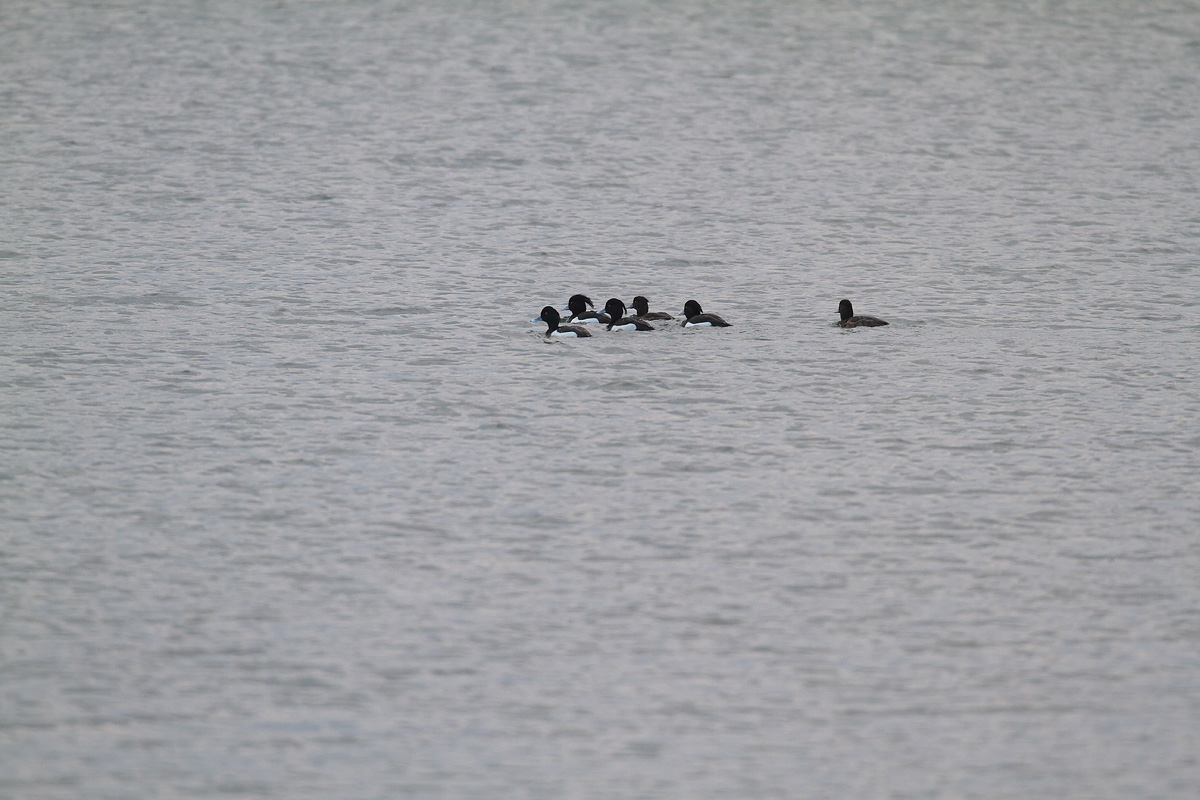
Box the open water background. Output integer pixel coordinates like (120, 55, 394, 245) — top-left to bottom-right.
(3, 1, 1200, 797)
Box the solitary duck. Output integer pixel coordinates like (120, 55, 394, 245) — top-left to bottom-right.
(837, 299, 888, 328)
(603, 298, 656, 331)
(564, 294, 612, 325)
(629, 295, 675, 321)
(680, 300, 731, 327)
(540, 306, 592, 338)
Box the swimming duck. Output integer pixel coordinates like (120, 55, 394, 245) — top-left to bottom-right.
(680, 300, 731, 327)
(629, 295, 675, 321)
(564, 294, 612, 325)
(540, 306, 592, 338)
(837, 299, 888, 328)
(603, 298, 656, 331)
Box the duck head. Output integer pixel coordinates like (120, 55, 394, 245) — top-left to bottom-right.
(540, 306, 562, 332)
(566, 295, 594, 316)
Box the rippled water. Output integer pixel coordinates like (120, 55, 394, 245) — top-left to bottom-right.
(4, 1, 1200, 797)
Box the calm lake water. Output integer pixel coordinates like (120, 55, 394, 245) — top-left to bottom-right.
(3, 1, 1200, 797)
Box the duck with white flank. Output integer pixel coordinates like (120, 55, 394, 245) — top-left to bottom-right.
(629, 295, 675, 321)
(837, 299, 888, 328)
(603, 298, 656, 331)
(540, 306, 592, 338)
(564, 294, 612, 325)
(680, 300, 731, 327)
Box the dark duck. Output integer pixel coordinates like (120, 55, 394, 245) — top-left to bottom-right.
(629, 295, 675, 321)
(603, 298, 656, 331)
(837, 299, 888, 328)
(564, 294, 611, 325)
(680, 300, 731, 327)
(540, 306, 592, 338)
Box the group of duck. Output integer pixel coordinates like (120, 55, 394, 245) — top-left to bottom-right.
(537, 294, 887, 338)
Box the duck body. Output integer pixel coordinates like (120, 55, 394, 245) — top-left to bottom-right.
(629, 295, 675, 321)
(564, 294, 612, 325)
(540, 306, 592, 338)
(603, 298, 656, 331)
(680, 299, 731, 328)
(837, 299, 888, 328)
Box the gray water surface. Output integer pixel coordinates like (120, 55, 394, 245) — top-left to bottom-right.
(3, 1, 1200, 798)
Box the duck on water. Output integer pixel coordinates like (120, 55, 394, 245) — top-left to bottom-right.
(629, 296, 674, 321)
(680, 300, 731, 327)
(603, 298, 656, 331)
(837, 299, 888, 328)
(540, 306, 592, 338)
(564, 294, 612, 325)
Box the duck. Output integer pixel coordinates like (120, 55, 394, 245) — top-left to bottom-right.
(603, 298, 656, 331)
(564, 294, 612, 325)
(629, 295, 675, 321)
(837, 299, 888, 328)
(680, 300, 731, 327)
(540, 306, 592, 338)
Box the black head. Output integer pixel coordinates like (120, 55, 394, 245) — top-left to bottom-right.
(540, 305, 562, 332)
(838, 299, 854, 321)
(567, 294, 594, 314)
(630, 295, 650, 316)
(604, 298, 626, 321)
(682, 299, 703, 319)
